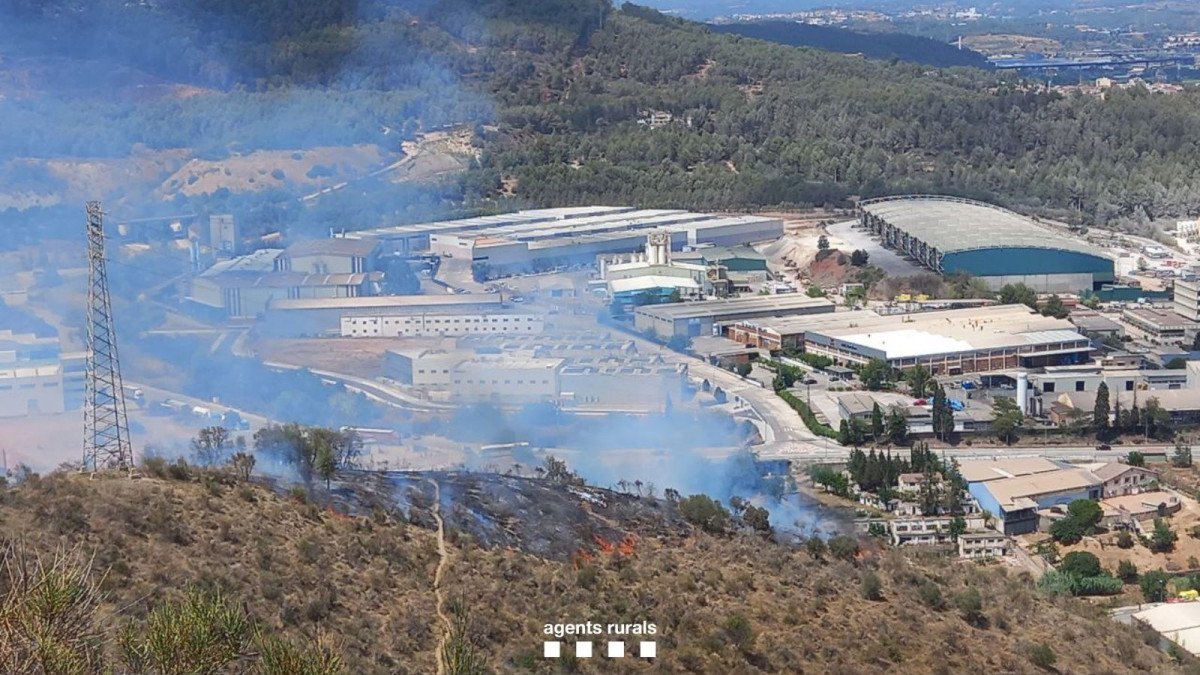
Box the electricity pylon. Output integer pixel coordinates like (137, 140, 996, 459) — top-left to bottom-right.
(83, 201, 133, 471)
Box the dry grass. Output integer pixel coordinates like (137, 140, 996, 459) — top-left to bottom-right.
(0, 471, 440, 674)
(0, 469, 1181, 674)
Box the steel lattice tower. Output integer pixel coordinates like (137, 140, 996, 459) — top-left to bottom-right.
(83, 201, 133, 471)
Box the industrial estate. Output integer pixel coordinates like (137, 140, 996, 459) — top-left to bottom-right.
(12, 190, 1200, 663)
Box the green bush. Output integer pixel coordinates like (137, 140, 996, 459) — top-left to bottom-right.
(827, 535, 859, 561)
(861, 571, 883, 601)
(1071, 575, 1123, 596)
(678, 495, 731, 534)
(918, 581, 945, 610)
(1059, 551, 1102, 578)
(1028, 643, 1056, 670)
(1118, 560, 1139, 583)
(778, 390, 838, 439)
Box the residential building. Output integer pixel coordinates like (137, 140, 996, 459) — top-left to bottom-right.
(1177, 278, 1200, 322)
(1081, 462, 1159, 497)
(957, 531, 1010, 559)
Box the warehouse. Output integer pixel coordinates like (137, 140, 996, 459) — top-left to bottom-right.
(383, 346, 687, 411)
(347, 206, 782, 276)
(1122, 307, 1200, 343)
(859, 196, 1115, 292)
(279, 238, 384, 274)
(344, 206, 629, 254)
(634, 295, 836, 339)
(728, 305, 1091, 374)
(260, 294, 506, 337)
(673, 245, 769, 272)
(341, 312, 543, 338)
(962, 458, 1102, 535)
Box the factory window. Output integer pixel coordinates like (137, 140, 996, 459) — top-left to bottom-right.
(492, 380, 498, 385)
(1075, 381, 1085, 392)
(1043, 382, 1055, 393)
(505, 380, 511, 384)
(1125, 381, 1134, 391)
(454, 380, 461, 384)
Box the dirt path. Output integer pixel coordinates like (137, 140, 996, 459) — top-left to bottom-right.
(428, 478, 451, 675)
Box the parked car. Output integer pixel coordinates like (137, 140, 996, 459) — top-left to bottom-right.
(1096, 443, 1112, 451)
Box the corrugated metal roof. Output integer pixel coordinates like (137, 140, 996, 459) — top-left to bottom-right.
(862, 197, 1106, 256)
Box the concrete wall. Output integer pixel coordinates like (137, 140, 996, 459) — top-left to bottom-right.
(449, 361, 561, 403)
(978, 273, 1097, 293)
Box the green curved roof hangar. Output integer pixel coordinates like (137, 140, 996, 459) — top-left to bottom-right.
(859, 196, 1114, 287)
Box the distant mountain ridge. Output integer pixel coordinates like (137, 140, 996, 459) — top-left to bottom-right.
(711, 20, 992, 69)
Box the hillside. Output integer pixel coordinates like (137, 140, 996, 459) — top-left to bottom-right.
(4, 1, 1200, 243)
(709, 21, 992, 69)
(0, 465, 1180, 673)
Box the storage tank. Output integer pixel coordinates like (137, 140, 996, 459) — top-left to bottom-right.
(1016, 373, 1029, 415)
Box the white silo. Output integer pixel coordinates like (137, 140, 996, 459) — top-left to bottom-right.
(1016, 372, 1029, 415)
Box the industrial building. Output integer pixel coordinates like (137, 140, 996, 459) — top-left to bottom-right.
(459, 333, 638, 359)
(1122, 307, 1200, 343)
(1051, 389, 1200, 426)
(859, 196, 1115, 292)
(187, 248, 384, 320)
(450, 356, 564, 403)
(1133, 604, 1200, 657)
(673, 245, 769, 273)
(963, 458, 1103, 535)
(1176, 278, 1200, 321)
(279, 238, 384, 275)
(0, 331, 85, 417)
(383, 347, 687, 411)
(341, 312, 543, 338)
(344, 206, 783, 276)
(601, 233, 711, 309)
(634, 295, 835, 339)
(1030, 364, 1188, 397)
(259, 294, 508, 337)
(728, 305, 1090, 374)
(209, 214, 238, 257)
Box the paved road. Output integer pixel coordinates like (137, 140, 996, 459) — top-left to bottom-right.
(755, 441, 1175, 464)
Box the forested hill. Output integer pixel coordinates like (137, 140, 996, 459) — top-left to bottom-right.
(709, 21, 992, 70)
(4, 0, 1200, 237)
